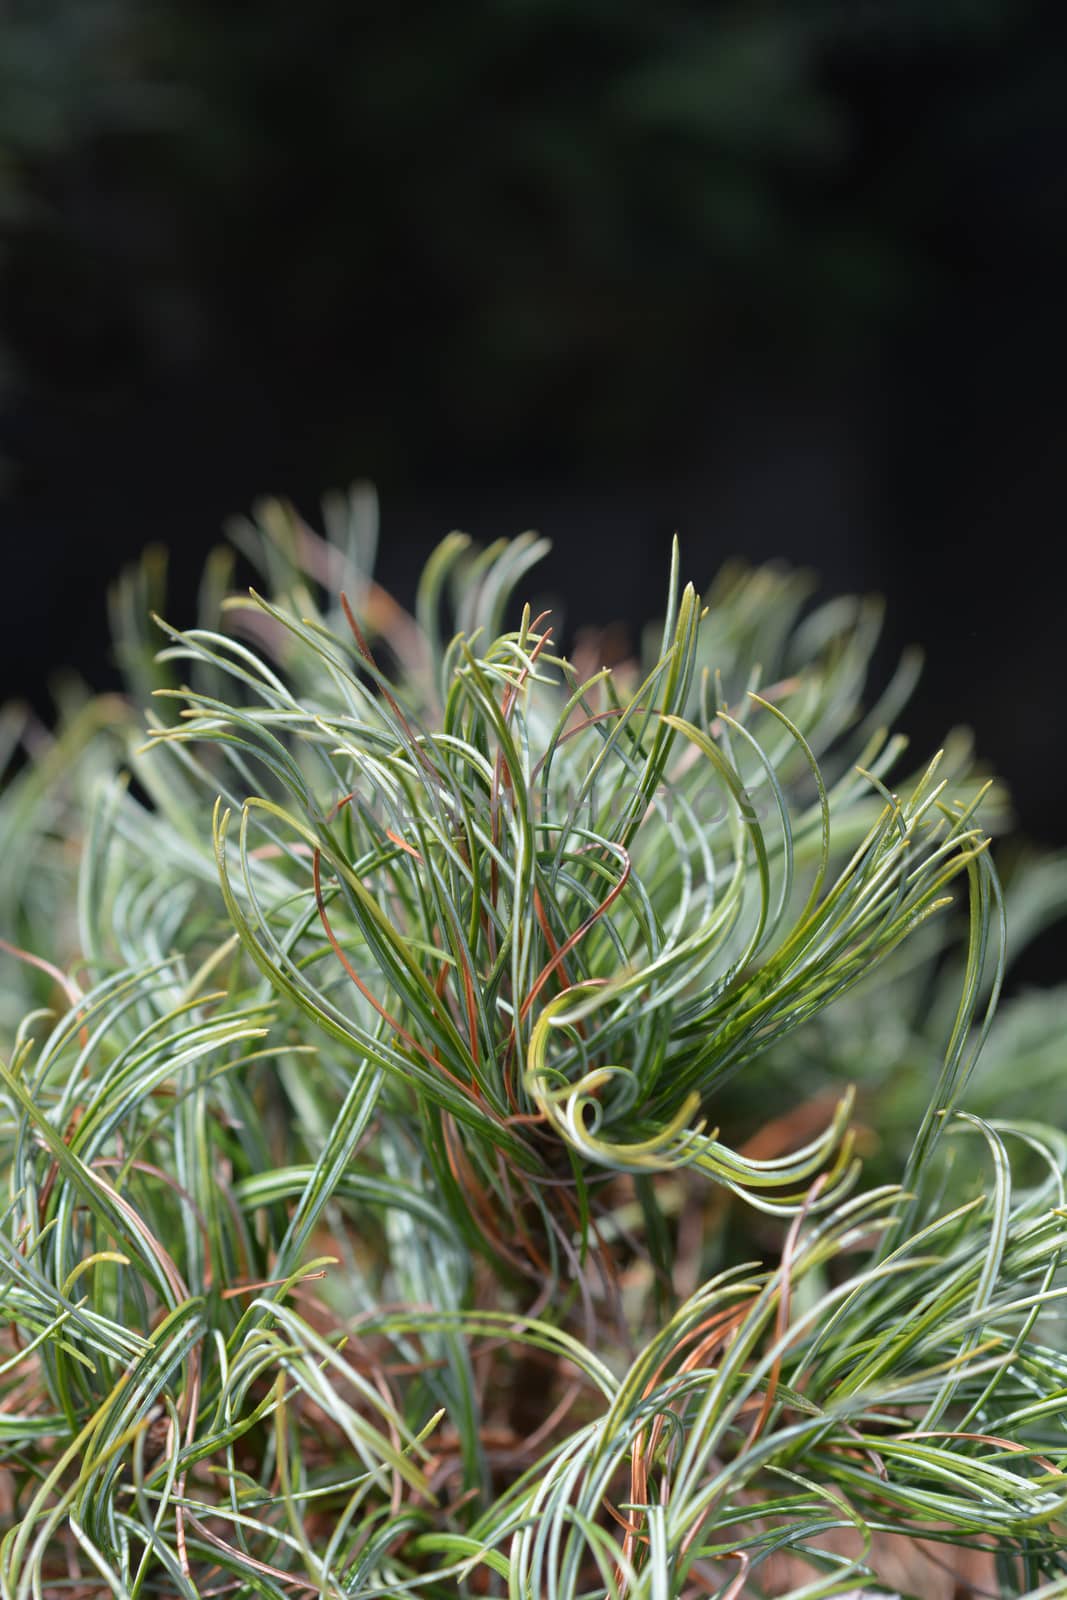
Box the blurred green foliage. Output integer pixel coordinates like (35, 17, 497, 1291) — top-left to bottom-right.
(2, 0, 1056, 461)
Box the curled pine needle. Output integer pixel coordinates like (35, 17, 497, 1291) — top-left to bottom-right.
(0, 488, 1063, 1597)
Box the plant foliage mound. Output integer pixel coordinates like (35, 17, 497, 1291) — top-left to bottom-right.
(2, 489, 1067, 1598)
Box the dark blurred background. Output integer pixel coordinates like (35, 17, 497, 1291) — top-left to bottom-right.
(1, 1, 1065, 873)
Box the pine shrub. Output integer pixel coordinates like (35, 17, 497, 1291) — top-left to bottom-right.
(2, 489, 1067, 1597)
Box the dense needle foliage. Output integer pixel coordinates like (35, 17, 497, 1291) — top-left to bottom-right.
(2, 489, 1067, 1598)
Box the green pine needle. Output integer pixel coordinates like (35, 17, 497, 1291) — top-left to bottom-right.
(0, 489, 1064, 1598)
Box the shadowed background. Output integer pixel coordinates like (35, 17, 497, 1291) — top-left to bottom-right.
(1, 0, 1065, 929)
